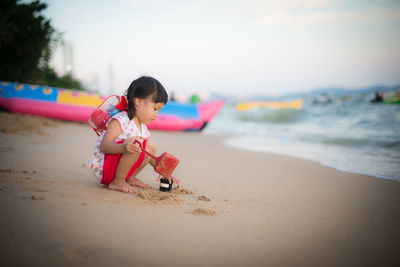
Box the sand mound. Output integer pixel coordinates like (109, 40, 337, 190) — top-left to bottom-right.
(134, 186, 194, 202)
(170, 186, 193, 195)
(0, 112, 64, 135)
(135, 190, 174, 202)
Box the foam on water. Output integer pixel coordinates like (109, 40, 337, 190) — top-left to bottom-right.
(205, 95, 400, 182)
(223, 136, 400, 181)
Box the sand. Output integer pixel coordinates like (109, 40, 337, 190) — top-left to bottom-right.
(0, 112, 399, 267)
(0, 112, 65, 135)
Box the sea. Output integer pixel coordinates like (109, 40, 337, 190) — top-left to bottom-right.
(204, 89, 400, 182)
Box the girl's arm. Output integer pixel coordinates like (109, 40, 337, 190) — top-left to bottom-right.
(99, 119, 141, 154)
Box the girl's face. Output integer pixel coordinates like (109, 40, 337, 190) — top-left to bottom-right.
(134, 97, 164, 124)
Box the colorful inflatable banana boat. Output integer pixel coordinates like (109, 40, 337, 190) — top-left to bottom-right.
(0, 82, 224, 131)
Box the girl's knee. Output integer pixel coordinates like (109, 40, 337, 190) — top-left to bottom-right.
(121, 151, 140, 161)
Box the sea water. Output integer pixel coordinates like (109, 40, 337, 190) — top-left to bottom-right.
(204, 93, 400, 182)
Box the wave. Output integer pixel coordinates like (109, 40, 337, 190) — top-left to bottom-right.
(207, 93, 400, 181)
(321, 137, 400, 148)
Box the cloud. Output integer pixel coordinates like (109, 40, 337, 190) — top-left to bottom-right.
(260, 11, 336, 26)
(260, 6, 400, 27)
(265, 0, 335, 10)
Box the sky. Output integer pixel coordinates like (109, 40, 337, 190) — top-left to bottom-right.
(43, 0, 400, 97)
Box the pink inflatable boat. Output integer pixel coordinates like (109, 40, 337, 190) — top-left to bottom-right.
(0, 82, 224, 131)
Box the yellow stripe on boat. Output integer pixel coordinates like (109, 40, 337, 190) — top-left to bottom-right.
(57, 90, 103, 107)
(236, 98, 303, 111)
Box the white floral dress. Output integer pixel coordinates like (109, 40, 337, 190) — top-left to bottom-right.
(90, 111, 151, 181)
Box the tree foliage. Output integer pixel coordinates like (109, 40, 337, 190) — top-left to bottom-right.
(41, 67, 86, 90)
(0, 0, 85, 90)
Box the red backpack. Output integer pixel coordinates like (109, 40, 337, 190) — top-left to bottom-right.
(88, 95, 128, 136)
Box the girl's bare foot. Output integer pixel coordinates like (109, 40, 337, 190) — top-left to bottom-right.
(108, 180, 135, 193)
(127, 177, 152, 189)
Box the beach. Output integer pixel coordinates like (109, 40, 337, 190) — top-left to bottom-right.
(0, 113, 399, 267)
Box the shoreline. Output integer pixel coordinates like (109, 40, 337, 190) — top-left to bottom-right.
(219, 134, 400, 183)
(1, 113, 400, 266)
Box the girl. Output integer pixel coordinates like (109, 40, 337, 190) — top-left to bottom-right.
(90, 76, 180, 193)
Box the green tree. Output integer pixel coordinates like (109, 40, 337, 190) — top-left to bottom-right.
(0, 0, 86, 90)
(0, 0, 55, 82)
(41, 67, 86, 90)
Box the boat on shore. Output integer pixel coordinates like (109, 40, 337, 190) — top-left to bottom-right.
(0, 82, 223, 131)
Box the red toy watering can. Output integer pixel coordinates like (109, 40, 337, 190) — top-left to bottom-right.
(134, 140, 179, 179)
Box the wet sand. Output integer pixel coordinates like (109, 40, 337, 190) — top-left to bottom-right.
(0, 113, 399, 267)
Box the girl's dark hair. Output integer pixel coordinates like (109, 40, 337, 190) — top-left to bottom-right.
(125, 76, 168, 119)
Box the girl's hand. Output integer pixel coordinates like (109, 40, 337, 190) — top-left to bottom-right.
(156, 174, 181, 184)
(124, 137, 142, 154)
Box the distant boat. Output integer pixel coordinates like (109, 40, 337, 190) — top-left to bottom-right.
(236, 98, 303, 111)
(313, 94, 333, 104)
(383, 94, 400, 104)
(370, 91, 383, 103)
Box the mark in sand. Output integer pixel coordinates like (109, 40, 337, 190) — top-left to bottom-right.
(197, 195, 211, 201)
(35, 189, 48, 192)
(31, 195, 45, 200)
(189, 208, 217, 216)
(0, 168, 15, 173)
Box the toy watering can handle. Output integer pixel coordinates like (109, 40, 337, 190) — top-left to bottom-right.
(133, 139, 157, 160)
